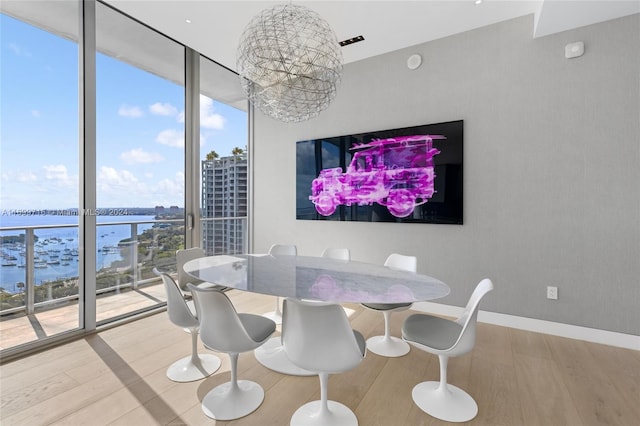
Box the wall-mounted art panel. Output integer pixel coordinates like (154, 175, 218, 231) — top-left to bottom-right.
(296, 120, 463, 224)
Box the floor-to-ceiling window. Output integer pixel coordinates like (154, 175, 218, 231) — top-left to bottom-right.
(0, 0, 248, 357)
(94, 2, 185, 324)
(199, 57, 249, 255)
(0, 1, 81, 349)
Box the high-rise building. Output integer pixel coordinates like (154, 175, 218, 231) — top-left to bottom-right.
(201, 153, 248, 255)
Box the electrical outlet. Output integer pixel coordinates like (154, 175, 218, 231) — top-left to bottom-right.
(546, 286, 558, 300)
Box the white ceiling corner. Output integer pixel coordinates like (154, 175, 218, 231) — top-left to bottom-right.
(104, 0, 639, 72)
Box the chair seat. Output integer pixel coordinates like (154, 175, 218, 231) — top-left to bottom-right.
(238, 313, 277, 343)
(402, 314, 462, 351)
(186, 299, 202, 318)
(362, 302, 412, 311)
(196, 281, 227, 291)
(353, 330, 366, 356)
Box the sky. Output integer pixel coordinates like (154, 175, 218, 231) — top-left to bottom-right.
(0, 13, 248, 211)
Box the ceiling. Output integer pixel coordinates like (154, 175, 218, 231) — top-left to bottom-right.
(104, 0, 640, 72)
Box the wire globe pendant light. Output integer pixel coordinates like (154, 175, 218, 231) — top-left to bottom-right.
(237, 3, 343, 123)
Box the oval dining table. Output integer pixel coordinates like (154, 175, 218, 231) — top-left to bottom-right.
(184, 253, 450, 375)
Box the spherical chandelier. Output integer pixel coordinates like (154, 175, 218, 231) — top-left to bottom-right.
(236, 4, 343, 123)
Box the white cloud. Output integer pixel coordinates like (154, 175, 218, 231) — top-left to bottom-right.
(155, 172, 184, 199)
(120, 148, 164, 165)
(156, 129, 184, 147)
(1, 170, 38, 183)
(149, 102, 178, 116)
(43, 164, 75, 188)
(118, 104, 144, 118)
(2, 167, 77, 208)
(8, 42, 32, 57)
(17, 171, 38, 182)
(96, 167, 184, 206)
(31, 110, 41, 118)
(98, 166, 147, 194)
(176, 96, 226, 130)
(200, 96, 226, 129)
(43, 164, 67, 177)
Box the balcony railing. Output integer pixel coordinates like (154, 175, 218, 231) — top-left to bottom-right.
(0, 217, 247, 317)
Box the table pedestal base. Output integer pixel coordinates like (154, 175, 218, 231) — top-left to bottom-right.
(254, 337, 315, 376)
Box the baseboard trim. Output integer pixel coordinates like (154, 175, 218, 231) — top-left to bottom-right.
(411, 301, 640, 351)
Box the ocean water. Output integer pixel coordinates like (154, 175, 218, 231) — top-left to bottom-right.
(0, 214, 155, 293)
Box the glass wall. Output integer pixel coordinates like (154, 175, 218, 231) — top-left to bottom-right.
(94, 2, 185, 323)
(199, 57, 249, 255)
(0, 0, 249, 356)
(1, 0, 81, 348)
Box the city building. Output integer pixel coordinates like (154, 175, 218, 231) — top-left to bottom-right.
(201, 153, 248, 255)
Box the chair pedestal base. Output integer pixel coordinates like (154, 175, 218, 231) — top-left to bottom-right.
(412, 381, 478, 423)
(291, 400, 358, 426)
(254, 337, 315, 376)
(166, 354, 221, 382)
(366, 335, 410, 357)
(201, 380, 264, 421)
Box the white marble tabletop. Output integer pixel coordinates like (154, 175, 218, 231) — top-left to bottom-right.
(183, 254, 450, 304)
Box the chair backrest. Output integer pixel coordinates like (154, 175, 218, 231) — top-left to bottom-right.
(450, 278, 494, 356)
(176, 247, 205, 290)
(282, 298, 364, 374)
(159, 271, 199, 329)
(188, 284, 267, 353)
(384, 253, 417, 273)
(321, 247, 351, 261)
(269, 244, 297, 256)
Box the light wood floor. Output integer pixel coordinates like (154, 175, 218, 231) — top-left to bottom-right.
(1, 290, 638, 426)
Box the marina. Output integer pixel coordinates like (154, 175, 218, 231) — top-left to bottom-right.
(0, 214, 155, 294)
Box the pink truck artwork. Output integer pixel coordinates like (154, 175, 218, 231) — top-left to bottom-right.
(309, 134, 443, 218)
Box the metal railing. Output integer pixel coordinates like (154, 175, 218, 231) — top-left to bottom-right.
(0, 217, 247, 316)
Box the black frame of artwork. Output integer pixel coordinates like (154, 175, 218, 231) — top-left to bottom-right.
(296, 120, 463, 224)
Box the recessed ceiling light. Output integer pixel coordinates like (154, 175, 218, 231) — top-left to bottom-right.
(185, 19, 192, 24)
(339, 35, 365, 47)
(475, 0, 483, 5)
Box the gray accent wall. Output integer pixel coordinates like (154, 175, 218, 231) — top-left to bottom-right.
(251, 14, 640, 335)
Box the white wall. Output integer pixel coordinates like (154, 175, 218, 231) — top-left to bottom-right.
(251, 14, 640, 335)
